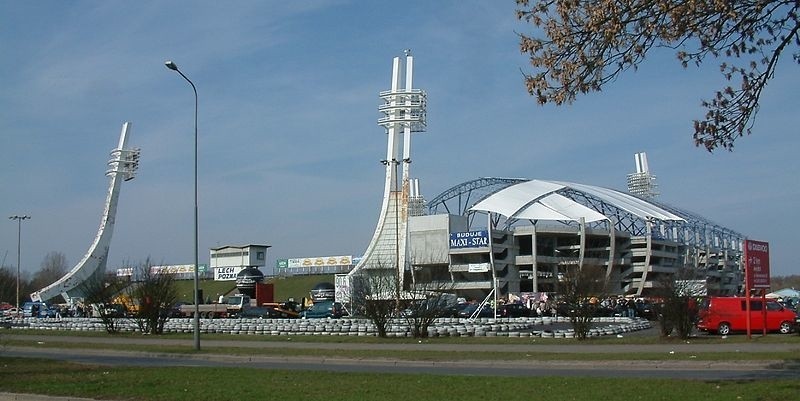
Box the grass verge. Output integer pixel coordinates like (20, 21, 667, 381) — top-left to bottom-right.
(1, 357, 798, 401)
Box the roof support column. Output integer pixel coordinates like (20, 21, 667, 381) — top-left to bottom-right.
(606, 219, 615, 280)
(578, 217, 585, 270)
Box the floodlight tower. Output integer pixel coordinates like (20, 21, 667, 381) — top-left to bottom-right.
(31, 122, 140, 303)
(348, 50, 427, 287)
(626, 152, 659, 199)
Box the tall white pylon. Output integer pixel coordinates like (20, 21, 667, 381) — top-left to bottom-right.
(31, 122, 140, 303)
(348, 50, 427, 287)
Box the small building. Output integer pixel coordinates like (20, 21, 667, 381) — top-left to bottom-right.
(209, 244, 271, 281)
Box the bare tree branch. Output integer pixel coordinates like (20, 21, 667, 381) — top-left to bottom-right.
(517, 0, 799, 152)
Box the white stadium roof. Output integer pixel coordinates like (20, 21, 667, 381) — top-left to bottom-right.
(470, 179, 684, 223)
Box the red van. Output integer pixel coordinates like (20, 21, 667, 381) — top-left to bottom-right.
(696, 297, 797, 335)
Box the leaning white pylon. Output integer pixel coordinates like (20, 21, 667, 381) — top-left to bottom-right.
(31, 122, 140, 303)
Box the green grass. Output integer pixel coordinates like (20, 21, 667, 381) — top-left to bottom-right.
(267, 274, 334, 302)
(174, 280, 236, 303)
(0, 357, 797, 401)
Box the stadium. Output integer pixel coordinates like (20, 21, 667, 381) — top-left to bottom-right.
(404, 176, 745, 300)
(345, 52, 746, 303)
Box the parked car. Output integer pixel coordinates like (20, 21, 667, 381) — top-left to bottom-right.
(22, 301, 49, 318)
(634, 301, 658, 320)
(457, 303, 494, 319)
(402, 296, 460, 318)
(496, 303, 532, 318)
(2, 307, 20, 318)
(239, 306, 284, 319)
(301, 301, 347, 319)
(696, 297, 797, 335)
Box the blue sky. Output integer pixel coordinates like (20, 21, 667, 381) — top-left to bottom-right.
(1, 1, 798, 279)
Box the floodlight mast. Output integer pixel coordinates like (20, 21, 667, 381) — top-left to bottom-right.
(30, 123, 139, 304)
(348, 51, 427, 296)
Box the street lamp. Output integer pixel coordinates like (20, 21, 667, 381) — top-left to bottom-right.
(9, 215, 30, 317)
(164, 60, 200, 351)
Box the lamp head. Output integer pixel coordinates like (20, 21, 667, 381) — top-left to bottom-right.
(165, 61, 179, 71)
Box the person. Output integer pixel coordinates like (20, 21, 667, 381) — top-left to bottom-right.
(218, 294, 225, 304)
(626, 299, 636, 318)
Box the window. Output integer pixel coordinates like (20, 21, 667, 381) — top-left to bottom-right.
(257, 252, 265, 260)
(742, 300, 763, 311)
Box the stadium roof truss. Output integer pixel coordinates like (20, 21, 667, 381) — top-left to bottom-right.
(426, 177, 745, 252)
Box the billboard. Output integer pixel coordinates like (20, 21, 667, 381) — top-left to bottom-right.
(449, 230, 489, 249)
(744, 240, 770, 289)
(116, 264, 208, 277)
(215, 266, 245, 281)
(286, 255, 354, 268)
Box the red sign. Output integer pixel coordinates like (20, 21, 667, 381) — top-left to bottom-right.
(744, 240, 770, 289)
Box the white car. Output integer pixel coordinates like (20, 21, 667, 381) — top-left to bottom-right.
(2, 307, 20, 318)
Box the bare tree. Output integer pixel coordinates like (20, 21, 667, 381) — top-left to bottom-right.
(558, 264, 609, 340)
(0, 267, 16, 306)
(126, 261, 178, 335)
(30, 252, 68, 300)
(654, 268, 704, 339)
(401, 279, 457, 339)
(516, 0, 799, 152)
(350, 270, 397, 338)
(75, 274, 127, 334)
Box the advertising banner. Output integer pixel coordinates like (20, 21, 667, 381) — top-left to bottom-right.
(214, 266, 245, 281)
(449, 230, 489, 249)
(287, 255, 353, 268)
(151, 264, 194, 275)
(335, 274, 351, 303)
(467, 263, 490, 273)
(744, 239, 770, 289)
(117, 264, 208, 277)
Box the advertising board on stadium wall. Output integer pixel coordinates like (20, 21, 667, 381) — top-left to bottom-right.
(116, 264, 208, 277)
(449, 230, 489, 249)
(285, 255, 354, 268)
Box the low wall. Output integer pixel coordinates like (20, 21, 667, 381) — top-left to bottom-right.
(7, 316, 651, 338)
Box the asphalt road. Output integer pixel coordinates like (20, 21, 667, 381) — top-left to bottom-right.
(3, 332, 799, 381)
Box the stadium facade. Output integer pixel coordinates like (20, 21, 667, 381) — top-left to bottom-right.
(413, 177, 745, 299)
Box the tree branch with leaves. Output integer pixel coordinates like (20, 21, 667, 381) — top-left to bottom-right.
(516, 0, 799, 151)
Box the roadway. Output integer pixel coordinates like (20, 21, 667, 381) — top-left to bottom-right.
(3, 332, 799, 381)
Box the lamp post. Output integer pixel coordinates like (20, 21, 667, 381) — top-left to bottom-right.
(9, 215, 30, 317)
(164, 60, 200, 351)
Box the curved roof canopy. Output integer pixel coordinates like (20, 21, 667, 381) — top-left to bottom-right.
(470, 179, 684, 223)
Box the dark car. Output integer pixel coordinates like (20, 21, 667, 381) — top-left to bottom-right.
(403, 297, 460, 318)
(301, 301, 347, 319)
(496, 303, 532, 318)
(794, 312, 800, 333)
(457, 303, 494, 319)
(239, 306, 283, 319)
(635, 301, 658, 320)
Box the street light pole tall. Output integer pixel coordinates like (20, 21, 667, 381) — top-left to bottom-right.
(165, 60, 200, 351)
(9, 215, 30, 317)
